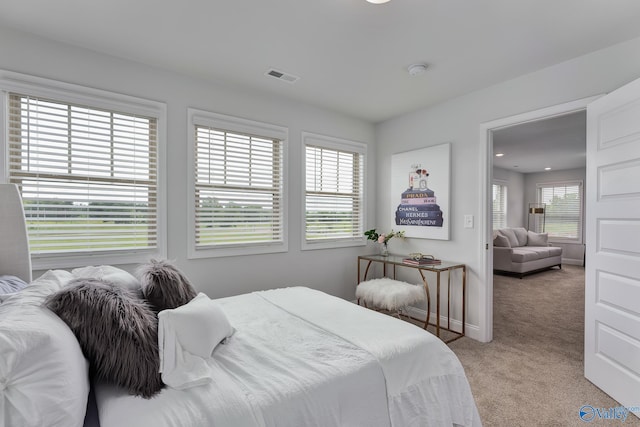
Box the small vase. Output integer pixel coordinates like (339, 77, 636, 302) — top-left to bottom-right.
(380, 242, 389, 256)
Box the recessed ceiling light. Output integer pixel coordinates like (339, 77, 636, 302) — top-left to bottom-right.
(367, 0, 390, 3)
(545, 167, 552, 171)
(495, 153, 504, 157)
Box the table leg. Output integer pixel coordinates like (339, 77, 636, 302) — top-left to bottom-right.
(436, 272, 441, 338)
(447, 270, 451, 331)
(418, 269, 431, 329)
(462, 266, 466, 336)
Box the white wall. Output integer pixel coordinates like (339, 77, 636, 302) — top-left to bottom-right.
(0, 26, 376, 301)
(524, 167, 586, 265)
(493, 167, 525, 228)
(4, 25, 640, 340)
(376, 36, 640, 340)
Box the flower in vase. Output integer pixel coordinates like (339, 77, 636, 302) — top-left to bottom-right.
(364, 229, 405, 244)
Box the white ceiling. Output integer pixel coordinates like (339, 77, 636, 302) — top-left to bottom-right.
(492, 111, 586, 174)
(1, 1, 640, 123)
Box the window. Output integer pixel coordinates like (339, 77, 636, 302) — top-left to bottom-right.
(492, 182, 507, 230)
(537, 181, 583, 241)
(188, 109, 287, 258)
(303, 132, 365, 249)
(2, 74, 165, 269)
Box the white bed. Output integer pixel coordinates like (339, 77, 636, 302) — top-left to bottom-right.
(0, 183, 481, 427)
(95, 287, 480, 427)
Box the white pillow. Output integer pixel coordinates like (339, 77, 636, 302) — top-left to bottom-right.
(1, 269, 73, 307)
(157, 293, 234, 389)
(527, 231, 549, 246)
(72, 265, 140, 291)
(0, 275, 28, 295)
(0, 273, 89, 427)
(159, 293, 233, 359)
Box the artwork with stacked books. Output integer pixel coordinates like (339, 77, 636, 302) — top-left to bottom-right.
(395, 165, 444, 227)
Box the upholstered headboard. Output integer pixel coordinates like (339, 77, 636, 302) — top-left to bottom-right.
(0, 184, 32, 282)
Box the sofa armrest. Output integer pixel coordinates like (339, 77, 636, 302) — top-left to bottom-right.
(493, 246, 513, 271)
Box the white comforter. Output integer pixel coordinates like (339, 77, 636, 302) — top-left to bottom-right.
(95, 287, 481, 427)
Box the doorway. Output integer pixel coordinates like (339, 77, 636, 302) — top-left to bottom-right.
(478, 95, 600, 342)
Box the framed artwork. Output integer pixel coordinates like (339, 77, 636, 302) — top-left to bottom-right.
(390, 142, 450, 240)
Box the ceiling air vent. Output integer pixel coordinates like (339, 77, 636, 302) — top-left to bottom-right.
(265, 68, 300, 84)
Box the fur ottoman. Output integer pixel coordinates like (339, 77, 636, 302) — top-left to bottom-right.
(356, 278, 425, 314)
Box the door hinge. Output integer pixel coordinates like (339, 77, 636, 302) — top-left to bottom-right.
(486, 243, 489, 250)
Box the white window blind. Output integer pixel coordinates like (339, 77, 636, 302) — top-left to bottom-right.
(304, 136, 364, 245)
(193, 125, 284, 248)
(8, 93, 159, 258)
(537, 181, 582, 241)
(492, 183, 507, 230)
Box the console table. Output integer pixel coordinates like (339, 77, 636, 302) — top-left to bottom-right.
(357, 254, 466, 343)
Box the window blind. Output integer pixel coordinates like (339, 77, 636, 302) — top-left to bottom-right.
(194, 126, 283, 247)
(492, 183, 507, 230)
(8, 93, 158, 256)
(305, 144, 363, 242)
(537, 182, 582, 240)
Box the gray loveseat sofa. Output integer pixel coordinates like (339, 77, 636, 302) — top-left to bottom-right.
(493, 227, 562, 278)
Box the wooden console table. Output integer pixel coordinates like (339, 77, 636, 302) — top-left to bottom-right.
(357, 254, 466, 343)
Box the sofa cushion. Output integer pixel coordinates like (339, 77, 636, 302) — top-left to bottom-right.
(493, 234, 510, 247)
(511, 248, 542, 263)
(498, 228, 519, 247)
(548, 247, 563, 256)
(529, 247, 550, 257)
(527, 231, 548, 246)
(513, 227, 528, 246)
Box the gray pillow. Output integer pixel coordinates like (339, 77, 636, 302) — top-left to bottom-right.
(137, 259, 197, 313)
(527, 231, 549, 246)
(512, 227, 528, 247)
(45, 278, 163, 398)
(493, 234, 511, 248)
(498, 228, 519, 247)
(0, 275, 28, 294)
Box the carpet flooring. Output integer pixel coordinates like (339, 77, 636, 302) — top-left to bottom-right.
(447, 265, 639, 427)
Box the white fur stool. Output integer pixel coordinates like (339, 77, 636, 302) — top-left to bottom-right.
(356, 278, 426, 318)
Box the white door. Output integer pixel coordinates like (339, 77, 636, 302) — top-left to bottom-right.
(585, 76, 640, 410)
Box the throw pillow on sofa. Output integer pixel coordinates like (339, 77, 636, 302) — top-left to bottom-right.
(512, 227, 529, 246)
(493, 235, 511, 247)
(527, 231, 549, 246)
(497, 228, 519, 247)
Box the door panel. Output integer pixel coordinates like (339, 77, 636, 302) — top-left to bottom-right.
(586, 76, 640, 410)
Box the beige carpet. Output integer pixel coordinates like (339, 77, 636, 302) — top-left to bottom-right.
(447, 265, 639, 427)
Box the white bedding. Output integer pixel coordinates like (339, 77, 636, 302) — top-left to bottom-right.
(95, 287, 481, 427)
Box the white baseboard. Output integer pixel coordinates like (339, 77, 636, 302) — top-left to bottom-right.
(405, 306, 482, 342)
(351, 299, 482, 342)
(562, 258, 584, 266)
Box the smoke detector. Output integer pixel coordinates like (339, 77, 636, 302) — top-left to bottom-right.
(265, 68, 300, 84)
(407, 63, 428, 76)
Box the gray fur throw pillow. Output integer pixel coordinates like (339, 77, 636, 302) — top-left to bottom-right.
(137, 259, 197, 312)
(45, 278, 163, 398)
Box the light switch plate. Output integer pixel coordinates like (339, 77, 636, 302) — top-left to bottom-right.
(464, 214, 474, 228)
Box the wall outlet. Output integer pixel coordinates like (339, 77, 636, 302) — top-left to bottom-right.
(464, 214, 474, 229)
